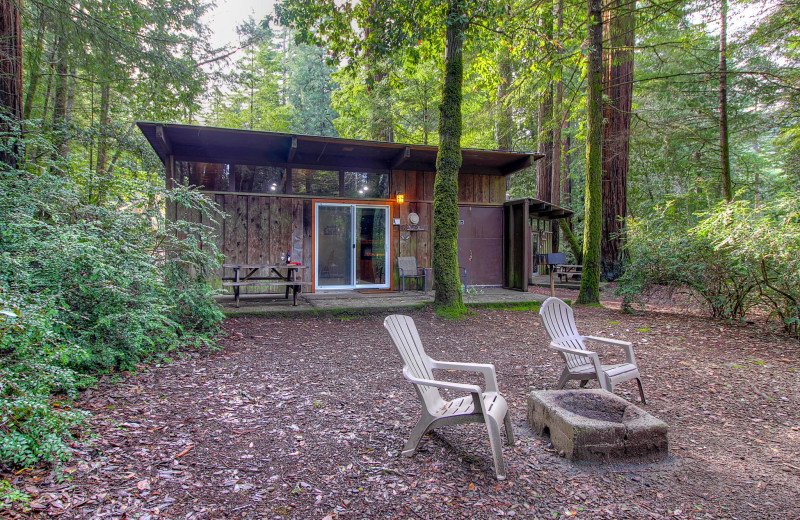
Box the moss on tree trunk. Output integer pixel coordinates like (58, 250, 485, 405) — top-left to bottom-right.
(560, 218, 582, 264)
(432, 0, 467, 317)
(577, 0, 603, 305)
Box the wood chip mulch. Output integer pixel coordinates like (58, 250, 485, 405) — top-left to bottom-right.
(3, 295, 799, 520)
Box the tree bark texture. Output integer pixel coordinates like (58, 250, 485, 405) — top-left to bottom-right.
(95, 83, 111, 198)
(560, 218, 582, 263)
(536, 90, 554, 202)
(51, 33, 71, 164)
(495, 44, 513, 151)
(577, 0, 603, 305)
(365, 1, 393, 142)
(551, 0, 564, 207)
(719, 0, 732, 202)
(550, 0, 565, 253)
(432, 0, 467, 315)
(0, 0, 22, 168)
(600, 0, 634, 281)
(562, 120, 572, 206)
(536, 7, 554, 203)
(23, 7, 46, 120)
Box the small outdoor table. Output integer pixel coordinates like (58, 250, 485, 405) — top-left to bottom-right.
(222, 263, 309, 308)
(553, 264, 582, 283)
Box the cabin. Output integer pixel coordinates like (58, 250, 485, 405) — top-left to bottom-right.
(137, 122, 572, 293)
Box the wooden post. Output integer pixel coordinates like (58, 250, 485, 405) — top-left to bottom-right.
(550, 268, 555, 297)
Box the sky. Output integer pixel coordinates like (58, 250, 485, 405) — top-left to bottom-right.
(203, 0, 276, 52)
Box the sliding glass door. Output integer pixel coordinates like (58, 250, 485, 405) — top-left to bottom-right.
(315, 203, 389, 290)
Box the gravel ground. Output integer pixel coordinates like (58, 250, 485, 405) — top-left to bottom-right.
(3, 300, 799, 520)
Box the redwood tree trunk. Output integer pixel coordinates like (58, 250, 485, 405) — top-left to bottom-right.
(577, 0, 604, 305)
(719, 0, 732, 201)
(432, 0, 467, 315)
(600, 0, 635, 281)
(495, 43, 513, 151)
(0, 0, 23, 168)
(51, 33, 71, 164)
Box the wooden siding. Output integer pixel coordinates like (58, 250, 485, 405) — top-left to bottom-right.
(389, 170, 506, 288)
(170, 169, 507, 293)
(171, 193, 312, 294)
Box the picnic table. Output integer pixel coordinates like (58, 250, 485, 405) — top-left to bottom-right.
(553, 264, 582, 283)
(222, 263, 309, 308)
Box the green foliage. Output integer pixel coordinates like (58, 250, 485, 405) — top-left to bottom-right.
(0, 479, 30, 508)
(618, 194, 800, 333)
(0, 164, 224, 467)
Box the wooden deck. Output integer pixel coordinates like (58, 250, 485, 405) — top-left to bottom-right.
(217, 287, 546, 314)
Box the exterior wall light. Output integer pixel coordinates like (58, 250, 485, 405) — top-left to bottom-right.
(396, 192, 405, 204)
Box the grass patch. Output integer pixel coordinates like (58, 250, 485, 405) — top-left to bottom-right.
(637, 328, 651, 332)
(467, 301, 543, 312)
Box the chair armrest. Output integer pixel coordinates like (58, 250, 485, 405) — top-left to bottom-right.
(584, 335, 632, 347)
(549, 342, 604, 376)
(549, 342, 597, 358)
(430, 360, 499, 392)
(583, 336, 636, 364)
(398, 267, 405, 276)
(402, 367, 483, 395)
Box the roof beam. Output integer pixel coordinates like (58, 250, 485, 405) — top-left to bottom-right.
(499, 155, 531, 175)
(287, 136, 297, 163)
(390, 146, 411, 170)
(155, 125, 172, 156)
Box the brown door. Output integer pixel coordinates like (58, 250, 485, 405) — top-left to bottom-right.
(458, 206, 503, 286)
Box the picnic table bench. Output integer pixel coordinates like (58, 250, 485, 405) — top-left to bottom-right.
(222, 263, 309, 308)
(553, 264, 582, 283)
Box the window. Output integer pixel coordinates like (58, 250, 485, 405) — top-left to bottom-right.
(173, 162, 389, 199)
(174, 161, 285, 194)
(343, 171, 389, 199)
(291, 169, 340, 196)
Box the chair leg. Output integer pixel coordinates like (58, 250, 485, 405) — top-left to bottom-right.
(402, 418, 431, 456)
(636, 378, 646, 405)
(401, 277, 405, 294)
(503, 412, 515, 446)
(485, 416, 507, 480)
(556, 368, 571, 389)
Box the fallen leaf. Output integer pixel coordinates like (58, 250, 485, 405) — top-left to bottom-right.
(174, 444, 195, 458)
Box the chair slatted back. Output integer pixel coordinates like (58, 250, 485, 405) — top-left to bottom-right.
(397, 256, 418, 273)
(539, 297, 591, 370)
(384, 315, 442, 410)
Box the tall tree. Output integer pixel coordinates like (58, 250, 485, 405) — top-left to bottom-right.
(577, 0, 604, 304)
(719, 0, 732, 201)
(600, 0, 635, 280)
(286, 43, 339, 136)
(274, 0, 508, 315)
(0, 0, 22, 168)
(432, 0, 467, 313)
(536, 5, 554, 204)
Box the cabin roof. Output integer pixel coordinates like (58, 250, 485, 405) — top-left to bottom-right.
(504, 197, 575, 220)
(137, 122, 543, 176)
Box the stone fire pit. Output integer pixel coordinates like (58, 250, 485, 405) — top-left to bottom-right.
(527, 389, 669, 462)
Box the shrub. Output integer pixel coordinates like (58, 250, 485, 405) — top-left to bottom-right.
(618, 194, 800, 334)
(0, 168, 225, 466)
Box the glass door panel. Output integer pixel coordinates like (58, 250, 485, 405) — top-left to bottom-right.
(317, 205, 353, 287)
(355, 207, 387, 286)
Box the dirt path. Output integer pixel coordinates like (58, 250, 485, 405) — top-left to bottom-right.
(4, 303, 799, 519)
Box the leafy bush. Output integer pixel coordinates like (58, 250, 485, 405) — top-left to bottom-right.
(618, 194, 800, 333)
(0, 169, 225, 466)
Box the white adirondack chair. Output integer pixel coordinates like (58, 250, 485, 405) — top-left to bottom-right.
(383, 314, 515, 480)
(539, 297, 646, 404)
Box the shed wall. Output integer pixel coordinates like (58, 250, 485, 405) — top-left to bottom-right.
(171, 168, 507, 292)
